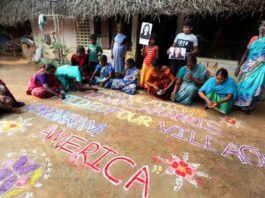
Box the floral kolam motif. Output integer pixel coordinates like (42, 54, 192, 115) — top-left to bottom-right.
(0, 149, 52, 198)
(154, 153, 210, 191)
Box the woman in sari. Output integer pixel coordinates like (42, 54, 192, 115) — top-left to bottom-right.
(90, 55, 114, 88)
(145, 59, 175, 98)
(171, 54, 207, 105)
(111, 58, 139, 95)
(234, 24, 265, 113)
(26, 64, 64, 99)
(111, 23, 127, 74)
(71, 46, 90, 77)
(56, 65, 98, 92)
(199, 68, 237, 115)
(0, 79, 24, 114)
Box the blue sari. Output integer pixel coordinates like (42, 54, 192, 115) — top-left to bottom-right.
(199, 77, 237, 114)
(113, 33, 127, 74)
(173, 64, 207, 105)
(235, 37, 265, 110)
(92, 63, 114, 88)
(111, 66, 139, 95)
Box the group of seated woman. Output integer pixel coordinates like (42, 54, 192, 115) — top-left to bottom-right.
(26, 53, 140, 100)
(25, 48, 237, 115)
(143, 54, 237, 115)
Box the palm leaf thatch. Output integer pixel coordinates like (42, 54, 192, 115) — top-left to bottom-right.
(0, 0, 265, 25)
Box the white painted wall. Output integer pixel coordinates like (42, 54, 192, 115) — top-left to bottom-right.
(198, 57, 238, 80)
(31, 17, 77, 59)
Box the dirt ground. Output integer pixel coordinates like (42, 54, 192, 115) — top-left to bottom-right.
(0, 56, 265, 198)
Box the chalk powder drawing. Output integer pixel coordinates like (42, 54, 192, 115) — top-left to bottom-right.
(220, 116, 242, 128)
(160, 121, 265, 167)
(0, 150, 52, 198)
(41, 126, 150, 198)
(151, 165, 163, 174)
(0, 117, 33, 136)
(153, 153, 209, 191)
(24, 104, 107, 136)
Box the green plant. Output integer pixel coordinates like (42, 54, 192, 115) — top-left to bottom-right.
(50, 41, 72, 64)
(40, 57, 60, 67)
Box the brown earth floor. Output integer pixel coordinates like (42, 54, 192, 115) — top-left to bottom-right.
(0, 56, 265, 198)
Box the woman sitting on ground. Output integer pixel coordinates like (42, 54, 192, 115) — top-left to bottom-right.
(198, 68, 237, 115)
(56, 64, 98, 92)
(26, 64, 64, 99)
(0, 79, 25, 114)
(90, 55, 114, 88)
(145, 59, 175, 98)
(171, 54, 207, 105)
(111, 58, 139, 95)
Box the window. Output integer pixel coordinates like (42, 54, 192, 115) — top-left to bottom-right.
(76, 19, 90, 46)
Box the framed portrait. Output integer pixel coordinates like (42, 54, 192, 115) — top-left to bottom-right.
(139, 22, 153, 45)
(168, 47, 186, 60)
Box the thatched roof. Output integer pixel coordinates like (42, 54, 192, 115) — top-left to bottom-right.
(0, 0, 265, 25)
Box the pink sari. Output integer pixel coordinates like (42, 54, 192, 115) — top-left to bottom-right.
(26, 69, 61, 98)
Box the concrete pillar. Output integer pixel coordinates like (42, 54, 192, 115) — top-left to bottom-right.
(131, 15, 139, 52)
(100, 19, 110, 49)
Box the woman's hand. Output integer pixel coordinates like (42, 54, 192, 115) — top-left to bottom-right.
(212, 101, 221, 108)
(166, 48, 171, 55)
(89, 78, 93, 86)
(99, 81, 106, 88)
(186, 73, 194, 81)
(145, 82, 158, 91)
(170, 91, 176, 101)
(58, 94, 65, 99)
(206, 99, 214, 108)
(141, 47, 145, 56)
(162, 88, 167, 94)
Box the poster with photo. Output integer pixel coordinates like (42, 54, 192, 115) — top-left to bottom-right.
(168, 47, 186, 60)
(139, 22, 153, 45)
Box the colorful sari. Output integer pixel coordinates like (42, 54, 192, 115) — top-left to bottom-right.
(56, 65, 82, 92)
(113, 33, 127, 74)
(0, 79, 24, 110)
(71, 53, 90, 77)
(26, 69, 61, 98)
(146, 66, 174, 95)
(235, 37, 265, 110)
(111, 66, 139, 95)
(92, 63, 114, 88)
(199, 77, 237, 114)
(173, 64, 207, 105)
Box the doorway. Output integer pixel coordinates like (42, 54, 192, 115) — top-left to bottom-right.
(136, 15, 178, 68)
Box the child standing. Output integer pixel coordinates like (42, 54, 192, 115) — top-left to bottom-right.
(140, 34, 159, 88)
(167, 19, 199, 76)
(87, 34, 103, 74)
